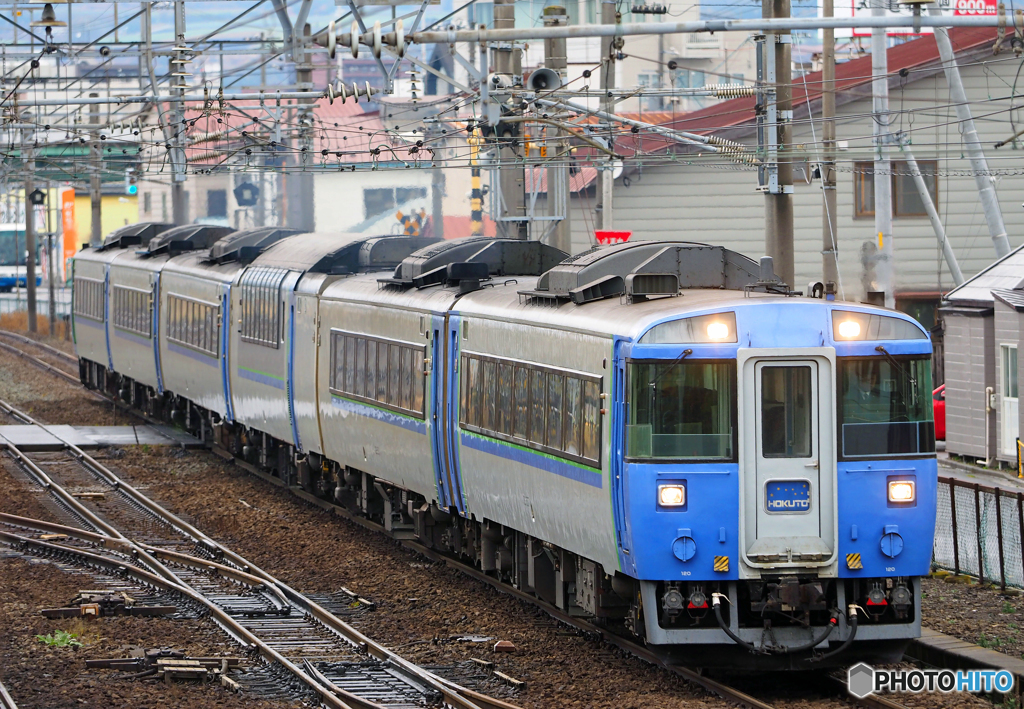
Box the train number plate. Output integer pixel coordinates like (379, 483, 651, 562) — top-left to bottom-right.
(765, 480, 811, 513)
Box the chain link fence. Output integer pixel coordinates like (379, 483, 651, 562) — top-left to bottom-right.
(933, 476, 1024, 590)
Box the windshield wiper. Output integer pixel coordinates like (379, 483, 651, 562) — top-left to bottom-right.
(651, 348, 693, 387)
(875, 345, 917, 386)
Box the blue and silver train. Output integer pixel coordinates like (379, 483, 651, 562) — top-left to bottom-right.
(70, 224, 937, 669)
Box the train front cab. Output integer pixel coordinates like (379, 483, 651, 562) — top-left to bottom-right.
(619, 300, 936, 668)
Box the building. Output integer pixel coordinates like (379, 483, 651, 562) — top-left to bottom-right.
(543, 27, 1023, 327)
(941, 246, 1024, 467)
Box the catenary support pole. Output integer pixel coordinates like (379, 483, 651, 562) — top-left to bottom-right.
(494, 0, 526, 239)
(821, 0, 839, 288)
(89, 97, 102, 247)
(23, 130, 37, 334)
(170, 1, 188, 226)
(597, 0, 617, 232)
(764, 0, 794, 287)
(929, 3, 1010, 258)
(871, 0, 893, 308)
(544, 4, 571, 253)
(47, 181, 56, 336)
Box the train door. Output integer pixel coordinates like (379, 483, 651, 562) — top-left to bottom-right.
(429, 314, 450, 508)
(219, 285, 235, 423)
(742, 351, 836, 567)
(440, 313, 466, 515)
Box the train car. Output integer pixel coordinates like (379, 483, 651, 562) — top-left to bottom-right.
(74, 234, 936, 669)
(226, 232, 438, 470)
(104, 225, 234, 405)
(157, 228, 301, 430)
(0, 223, 39, 291)
(72, 222, 172, 388)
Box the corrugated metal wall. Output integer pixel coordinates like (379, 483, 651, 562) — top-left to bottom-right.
(944, 311, 995, 459)
(556, 53, 1024, 298)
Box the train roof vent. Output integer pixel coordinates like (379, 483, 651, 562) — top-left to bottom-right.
(206, 227, 304, 264)
(379, 238, 568, 291)
(139, 225, 236, 258)
(98, 222, 174, 251)
(315, 235, 443, 274)
(518, 241, 775, 305)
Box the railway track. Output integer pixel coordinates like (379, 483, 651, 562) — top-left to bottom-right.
(0, 396, 516, 709)
(0, 330, 80, 383)
(0, 679, 18, 709)
(0, 331, 913, 709)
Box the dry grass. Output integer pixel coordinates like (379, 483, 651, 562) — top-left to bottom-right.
(0, 311, 68, 339)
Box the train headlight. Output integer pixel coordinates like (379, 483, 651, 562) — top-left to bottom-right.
(706, 321, 730, 341)
(888, 480, 915, 503)
(658, 484, 686, 507)
(837, 319, 862, 339)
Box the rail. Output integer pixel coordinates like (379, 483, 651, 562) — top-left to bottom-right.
(0, 679, 18, 709)
(0, 396, 507, 709)
(933, 476, 1024, 590)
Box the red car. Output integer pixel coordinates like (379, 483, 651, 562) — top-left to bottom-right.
(933, 384, 946, 440)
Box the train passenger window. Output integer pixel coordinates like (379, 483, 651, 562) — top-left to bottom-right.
(239, 266, 288, 348)
(376, 343, 388, 402)
(112, 286, 152, 337)
(530, 369, 546, 445)
(468, 357, 482, 427)
(496, 363, 513, 435)
(460, 355, 470, 424)
(627, 361, 735, 460)
(482, 360, 497, 431)
(344, 336, 356, 393)
(74, 278, 105, 321)
(513, 367, 530, 440)
(547, 373, 564, 451)
(583, 380, 601, 462)
(366, 341, 378, 402)
(401, 347, 414, 411)
(564, 377, 583, 456)
(388, 345, 401, 406)
(761, 366, 813, 458)
(412, 350, 424, 413)
(354, 338, 366, 397)
(838, 356, 934, 458)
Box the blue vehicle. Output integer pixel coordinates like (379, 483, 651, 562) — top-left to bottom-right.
(0, 224, 42, 291)
(72, 235, 936, 669)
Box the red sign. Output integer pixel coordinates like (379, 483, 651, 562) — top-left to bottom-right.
(61, 188, 77, 280)
(953, 0, 998, 14)
(595, 230, 632, 245)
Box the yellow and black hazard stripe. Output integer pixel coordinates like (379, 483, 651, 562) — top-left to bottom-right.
(713, 556, 729, 572)
(469, 128, 483, 236)
(846, 553, 863, 570)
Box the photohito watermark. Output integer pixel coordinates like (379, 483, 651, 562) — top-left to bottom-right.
(847, 663, 1015, 699)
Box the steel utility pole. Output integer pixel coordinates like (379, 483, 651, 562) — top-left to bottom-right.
(597, 0, 617, 232)
(821, 0, 839, 288)
(46, 182, 56, 336)
(170, 1, 189, 225)
(22, 130, 37, 334)
(763, 0, 794, 286)
(89, 96, 102, 247)
(928, 3, 1010, 258)
(290, 21, 316, 232)
(871, 0, 893, 307)
(494, 0, 527, 239)
(430, 126, 445, 239)
(544, 4, 571, 253)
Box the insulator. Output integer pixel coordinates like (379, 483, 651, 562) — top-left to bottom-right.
(327, 20, 337, 59)
(701, 84, 758, 99)
(350, 22, 359, 59)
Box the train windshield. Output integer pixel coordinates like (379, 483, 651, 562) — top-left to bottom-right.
(627, 361, 735, 461)
(838, 356, 935, 458)
(0, 228, 28, 266)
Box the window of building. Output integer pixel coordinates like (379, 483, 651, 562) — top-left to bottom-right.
(329, 330, 426, 418)
(73, 277, 104, 321)
(363, 187, 429, 220)
(143, 192, 152, 215)
(111, 285, 152, 337)
(167, 294, 220, 356)
(208, 189, 227, 218)
(238, 266, 288, 348)
(459, 352, 603, 467)
(637, 72, 661, 111)
(854, 160, 939, 218)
